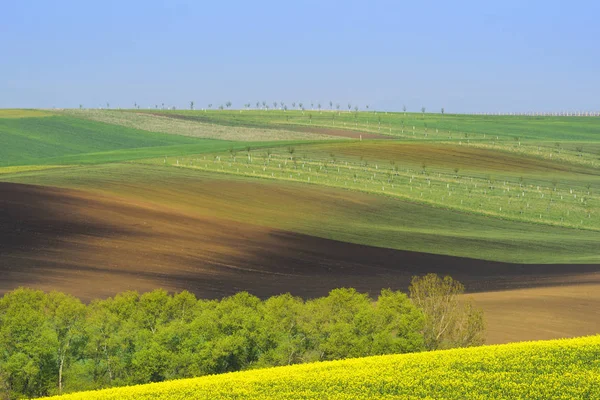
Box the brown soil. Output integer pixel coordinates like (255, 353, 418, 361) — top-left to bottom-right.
(310, 141, 600, 174)
(471, 283, 600, 344)
(1, 182, 599, 343)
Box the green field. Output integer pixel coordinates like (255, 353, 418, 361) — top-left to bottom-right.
(1, 109, 600, 262)
(2, 162, 600, 263)
(141, 108, 600, 142)
(45, 335, 600, 400)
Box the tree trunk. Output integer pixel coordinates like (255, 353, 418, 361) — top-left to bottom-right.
(58, 355, 64, 394)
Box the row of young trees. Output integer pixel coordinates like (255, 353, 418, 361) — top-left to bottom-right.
(0, 275, 483, 399)
(190, 101, 441, 114)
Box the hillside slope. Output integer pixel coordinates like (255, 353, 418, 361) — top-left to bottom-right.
(46, 335, 600, 399)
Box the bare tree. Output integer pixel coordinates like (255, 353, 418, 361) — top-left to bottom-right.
(208, 103, 213, 109)
(226, 101, 232, 108)
(190, 101, 194, 110)
(409, 274, 485, 350)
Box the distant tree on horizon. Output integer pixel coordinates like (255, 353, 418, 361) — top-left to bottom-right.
(190, 101, 194, 110)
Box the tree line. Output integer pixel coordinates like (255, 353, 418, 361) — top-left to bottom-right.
(0, 274, 483, 399)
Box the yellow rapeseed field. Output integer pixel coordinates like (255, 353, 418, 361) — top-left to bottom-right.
(48, 335, 600, 399)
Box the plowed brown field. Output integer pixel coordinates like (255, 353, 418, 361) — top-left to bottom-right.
(2, 182, 599, 343)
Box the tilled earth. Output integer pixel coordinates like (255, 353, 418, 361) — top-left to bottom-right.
(1, 182, 599, 343)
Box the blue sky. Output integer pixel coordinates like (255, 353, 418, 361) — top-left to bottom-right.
(1, 0, 598, 113)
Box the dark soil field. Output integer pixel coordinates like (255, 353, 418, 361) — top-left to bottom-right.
(2, 181, 599, 343)
(307, 141, 600, 174)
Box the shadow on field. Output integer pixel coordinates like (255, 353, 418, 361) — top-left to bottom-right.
(1, 182, 600, 302)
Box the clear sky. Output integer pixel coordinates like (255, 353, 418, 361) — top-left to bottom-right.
(1, 0, 598, 113)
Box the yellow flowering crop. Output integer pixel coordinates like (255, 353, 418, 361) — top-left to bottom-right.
(47, 335, 600, 399)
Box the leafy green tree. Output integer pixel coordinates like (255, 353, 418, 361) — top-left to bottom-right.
(83, 291, 139, 388)
(409, 274, 485, 350)
(256, 294, 306, 367)
(45, 291, 86, 395)
(0, 289, 56, 399)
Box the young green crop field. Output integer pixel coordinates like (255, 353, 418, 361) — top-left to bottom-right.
(44, 335, 600, 400)
(1, 109, 600, 263)
(142, 108, 600, 142)
(3, 162, 600, 264)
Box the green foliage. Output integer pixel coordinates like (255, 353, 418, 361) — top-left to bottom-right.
(0, 288, 427, 398)
(409, 274, 485, 350)
(45, 335, 600, 400)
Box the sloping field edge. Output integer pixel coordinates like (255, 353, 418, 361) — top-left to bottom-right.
(46, 335, 600, 399)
